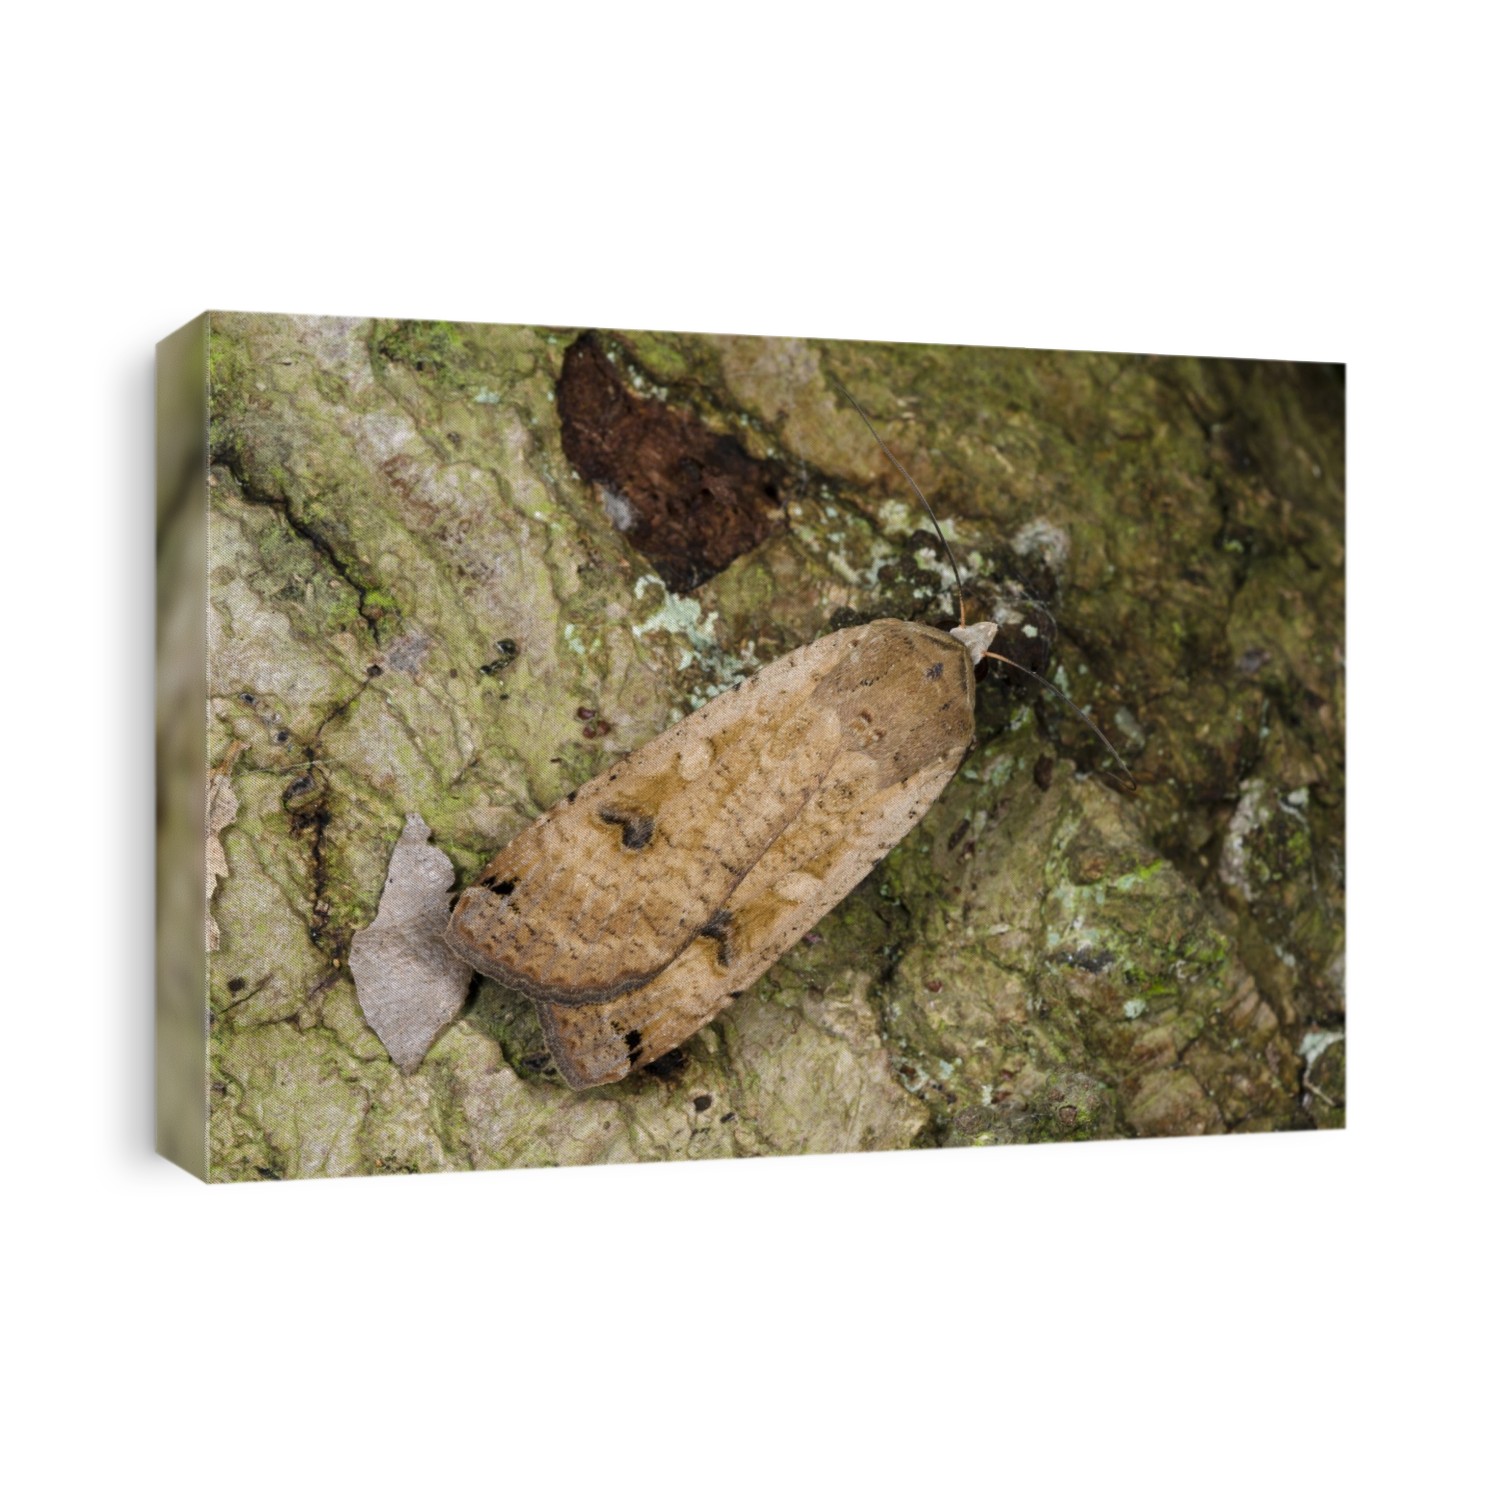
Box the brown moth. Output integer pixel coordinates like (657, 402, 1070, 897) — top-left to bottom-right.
(445, 383, 1127, 1089)
(445, 615, 999, 1087)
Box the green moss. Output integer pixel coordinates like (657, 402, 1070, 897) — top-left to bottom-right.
(616, 330, 695, 383)
(373, 319, 464, 382)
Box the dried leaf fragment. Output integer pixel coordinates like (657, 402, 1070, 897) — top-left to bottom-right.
(350, 814, 472, 1071)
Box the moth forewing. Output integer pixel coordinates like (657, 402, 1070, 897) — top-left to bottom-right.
(446, 619, 982, 1089)
(537, 713, 965, 1086)
(445, 631, 850, 1003)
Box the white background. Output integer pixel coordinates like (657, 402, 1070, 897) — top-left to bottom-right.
(5, 3, 1493, 1496)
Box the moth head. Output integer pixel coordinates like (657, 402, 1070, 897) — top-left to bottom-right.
(831, 376, 1137, 791)
(950, 621, 999, 666)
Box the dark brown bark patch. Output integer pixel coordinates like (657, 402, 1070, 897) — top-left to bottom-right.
(556, 331, 786, 591)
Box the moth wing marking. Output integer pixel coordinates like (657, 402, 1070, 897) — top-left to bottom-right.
(539, 719, 970, 1087)
(447, 628, 873, 1003)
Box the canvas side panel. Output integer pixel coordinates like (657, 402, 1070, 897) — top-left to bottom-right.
(156, 314, 210, 1180)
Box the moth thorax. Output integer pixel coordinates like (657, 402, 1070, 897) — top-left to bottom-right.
(951, 621, 1000, 665)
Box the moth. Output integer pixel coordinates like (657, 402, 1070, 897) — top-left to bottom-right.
(445, 384, 1127, 1088)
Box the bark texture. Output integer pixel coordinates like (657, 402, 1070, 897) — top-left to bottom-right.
(202, 314, 1344, 1179)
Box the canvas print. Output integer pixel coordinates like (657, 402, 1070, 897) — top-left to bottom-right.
(156, 313, 1345, 1181)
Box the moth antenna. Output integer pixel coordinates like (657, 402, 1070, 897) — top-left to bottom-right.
(982, 650, 1139, 792)
(829, 376, 968, 628)
(829, 379, 1130, 787)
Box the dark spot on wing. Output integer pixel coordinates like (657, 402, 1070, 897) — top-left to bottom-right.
(624, 1027, 644, 1065)
(481, 876, 516, 897)
(925, 660, 944, 680)
(599, 807, 655, 850)
(700, 908, 735, 968)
